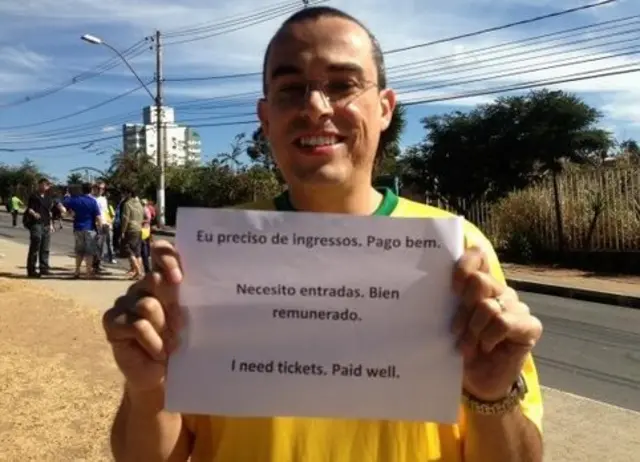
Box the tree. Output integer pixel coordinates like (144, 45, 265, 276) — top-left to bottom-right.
(105, 149, 157, 199)
(376, 102, 407, 177)
(402, 89, 613, 212)
(246, 127, 275, 171)
(67, 173, 83, 185)
(620, 139, 640, 158)
(0, 159, 45, 202)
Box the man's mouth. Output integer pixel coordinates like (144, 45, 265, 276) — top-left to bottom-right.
(294, 135, 346, 148)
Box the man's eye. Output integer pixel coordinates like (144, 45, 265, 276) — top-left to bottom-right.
(278, 84, 306, 95)
(326, 81, 359, 94)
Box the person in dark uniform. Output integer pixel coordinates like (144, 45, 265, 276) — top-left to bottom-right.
(24, 178, 65, 278)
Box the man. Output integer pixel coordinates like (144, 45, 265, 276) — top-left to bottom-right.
(24, 178, 64, 278)
(63, 183, 103, 278)
(92, 181, 111, 273)
(102, 7, 543, 462)
(119, 186, 145, 280)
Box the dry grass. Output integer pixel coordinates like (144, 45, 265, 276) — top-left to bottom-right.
(0, 278, 120, 461)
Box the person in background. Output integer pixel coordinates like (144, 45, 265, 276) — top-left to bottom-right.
(9, 192, 24, 227)
(120, 186, 145, 280)
(92, 181, 109, 274)
(24, 178, 65, 278)
(112, 195, 125, 254)
(62, 183, 103, 279)
(140, 198, 155, 274)
(50, 197, 64, 230)
(104, 192, 117, 264)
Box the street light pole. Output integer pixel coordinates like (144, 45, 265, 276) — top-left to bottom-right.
(81, 32, 166, 227)
(154, 30, 166, 227)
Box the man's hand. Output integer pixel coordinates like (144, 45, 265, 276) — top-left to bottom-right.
(451, 247, 543, 401)
(102, 240, 185, 392)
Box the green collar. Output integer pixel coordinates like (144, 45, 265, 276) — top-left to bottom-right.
(273, 187, 399, 216)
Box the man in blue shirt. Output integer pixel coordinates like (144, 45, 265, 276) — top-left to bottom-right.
(62, 183, 104, 278)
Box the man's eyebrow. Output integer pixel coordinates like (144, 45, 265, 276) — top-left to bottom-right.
(270, 64, 303, 80)
(269, 63, 367, 81)
(326, 63, 365, 76)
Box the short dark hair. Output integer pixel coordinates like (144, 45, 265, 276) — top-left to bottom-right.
(38, 177, 50, 185)
(81, 182, 92, 195)
(262, 6, 386, 95)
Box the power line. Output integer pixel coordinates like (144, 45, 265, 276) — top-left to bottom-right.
(0, 40, 150, 109)
(163, 0, 303, 38)
(7, 63, 640, 153)
(0, 2, 625, 139)
(0, 134, 123, 152)
(402, 65, 640, 106)
(387, 15, 640, 77)
(384, 0, 617, 55)
(3, 28, 633, 140)
(163, 0, 619, 82)
(393, 38, 640, 92)
(396, 48, 640, 96)
(0, 83, 152, 130)
(164, 2, 325, 46)
(9, 59, 639, 153)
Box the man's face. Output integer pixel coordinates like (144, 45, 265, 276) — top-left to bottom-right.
(38, 181, 50, 193)
(258, 17, 396, 188)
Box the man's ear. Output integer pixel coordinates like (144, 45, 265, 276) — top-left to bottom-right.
(379, 88, 397, 131)
(257, 98, 270, 137)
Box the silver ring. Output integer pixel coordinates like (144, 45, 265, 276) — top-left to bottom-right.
(495, 296, 507, 312)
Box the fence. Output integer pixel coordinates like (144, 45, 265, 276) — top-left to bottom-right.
(428, 166, 640, 253)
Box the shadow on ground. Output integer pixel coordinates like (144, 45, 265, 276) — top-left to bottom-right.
(0, 271, 126, 281)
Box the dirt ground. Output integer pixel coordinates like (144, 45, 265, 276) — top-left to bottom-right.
(0, 278, 119, 461)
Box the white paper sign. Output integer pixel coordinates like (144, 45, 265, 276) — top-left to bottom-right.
(166, 208, 464, 423)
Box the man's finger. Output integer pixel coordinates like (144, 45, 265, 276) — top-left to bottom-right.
(461, 271, 503, 307)
(151, 240, 183, 284)
(131, 270, 183, 332)
(134, 296, 167, 334)
(479, 311, 543, 353)
(452, 247, 490, 295)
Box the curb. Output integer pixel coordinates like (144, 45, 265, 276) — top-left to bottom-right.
(506, 278, 640, 309)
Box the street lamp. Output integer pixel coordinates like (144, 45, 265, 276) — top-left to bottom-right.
(81, 33, 166, 227)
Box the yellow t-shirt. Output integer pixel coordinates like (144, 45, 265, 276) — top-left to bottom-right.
(182, 188, 543, 462)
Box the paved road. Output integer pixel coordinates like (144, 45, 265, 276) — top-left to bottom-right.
(1, 211, 639, 412)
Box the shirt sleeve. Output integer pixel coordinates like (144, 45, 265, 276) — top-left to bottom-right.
(459, 221, 544, 436)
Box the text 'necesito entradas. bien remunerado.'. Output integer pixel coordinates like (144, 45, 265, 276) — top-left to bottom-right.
(236, 284, 400, 323)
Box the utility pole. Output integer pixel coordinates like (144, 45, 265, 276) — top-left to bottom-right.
(154, 30, 166, 227)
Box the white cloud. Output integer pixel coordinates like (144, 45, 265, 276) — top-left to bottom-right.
(0, 0, 638, 139)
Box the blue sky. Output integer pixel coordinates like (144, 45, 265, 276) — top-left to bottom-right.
(0, 0, 638, 182)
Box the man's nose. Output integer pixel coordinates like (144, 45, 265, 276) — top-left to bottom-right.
(301, 89, 334, 122)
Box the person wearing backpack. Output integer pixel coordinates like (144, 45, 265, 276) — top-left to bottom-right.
(24, 178, 65, 278)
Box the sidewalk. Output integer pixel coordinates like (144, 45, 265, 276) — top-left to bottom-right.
(504, 263, 640, 309)
(0, 236, 639, 461)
